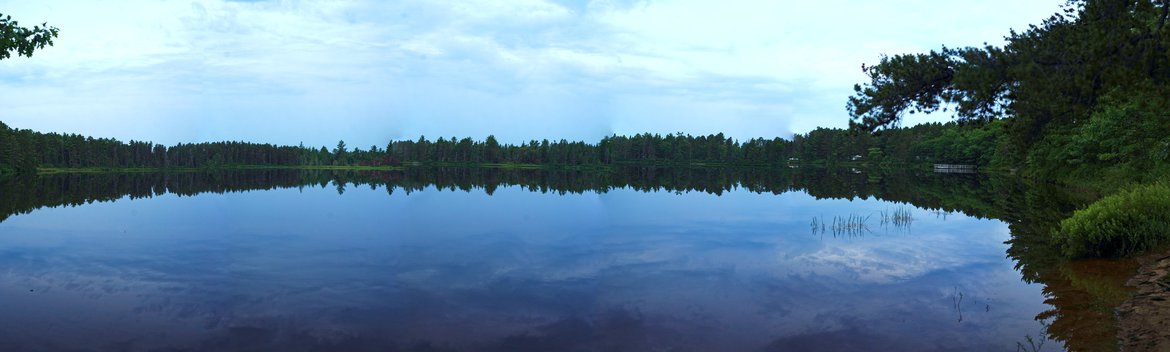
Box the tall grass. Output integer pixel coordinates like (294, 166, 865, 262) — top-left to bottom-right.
(832, 214, 870, 236)
(810, 214, 871, 237)
(810, 216, 825, 235)
(811, 208, 914, 237)
(1055, 182, 1170, 258)
(880, 206, 914, 229)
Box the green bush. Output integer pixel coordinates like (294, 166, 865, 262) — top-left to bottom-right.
(1056, 182, 1170, 258)
(1023, 82, 1170, 185)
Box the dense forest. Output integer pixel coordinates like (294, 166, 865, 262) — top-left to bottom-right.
(0, 119, 999, 174)
(848, 0, 1170, 186)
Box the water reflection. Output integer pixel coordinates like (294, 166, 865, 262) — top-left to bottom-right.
(0, 167, 1006, 224)
(0, 167, 1134, 351)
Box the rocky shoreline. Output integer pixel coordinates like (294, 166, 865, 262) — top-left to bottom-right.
(1116, 250, 1170, 352)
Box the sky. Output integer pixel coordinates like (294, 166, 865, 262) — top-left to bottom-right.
(0, 0, 1066, 148)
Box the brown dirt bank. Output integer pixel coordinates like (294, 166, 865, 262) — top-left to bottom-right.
(1117, 250, 1170, 352)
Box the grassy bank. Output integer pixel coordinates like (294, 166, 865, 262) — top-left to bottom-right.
(1054, 182, 1170, 258)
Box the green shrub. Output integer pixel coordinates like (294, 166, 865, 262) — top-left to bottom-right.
(1055, 182, 1170, 258)
(1023, 82, 1170, 185)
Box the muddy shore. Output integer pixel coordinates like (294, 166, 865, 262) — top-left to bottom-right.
(1116, 250, 1170, 352)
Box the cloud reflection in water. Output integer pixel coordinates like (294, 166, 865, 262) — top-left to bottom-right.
(0, 185, 1050, 351)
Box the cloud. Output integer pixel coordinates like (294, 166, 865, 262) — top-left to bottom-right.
(0, 0, 1065, 146)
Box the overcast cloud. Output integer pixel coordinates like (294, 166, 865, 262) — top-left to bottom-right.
(0, 0, 1064, 148)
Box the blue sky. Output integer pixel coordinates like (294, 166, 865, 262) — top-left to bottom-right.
(1, 0, 1064, 148)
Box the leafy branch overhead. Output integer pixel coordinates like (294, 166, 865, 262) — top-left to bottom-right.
(0, 13, 59, 60)
(848, 0, 1170, 137)
(847, 46, 1011, 131)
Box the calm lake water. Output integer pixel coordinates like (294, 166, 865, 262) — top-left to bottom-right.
(0, 168, 1129, 351)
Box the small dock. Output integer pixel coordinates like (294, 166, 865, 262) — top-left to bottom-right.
(933, 164, 977, 174)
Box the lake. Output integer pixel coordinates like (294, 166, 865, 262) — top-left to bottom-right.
(0, 168, 1132, 351)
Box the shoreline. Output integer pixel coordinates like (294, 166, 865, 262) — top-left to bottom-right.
(25, 162, 933, 175)
(1116, 248, 1170, 351)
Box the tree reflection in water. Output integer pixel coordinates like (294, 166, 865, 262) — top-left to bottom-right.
(0, 166, 1137, 350)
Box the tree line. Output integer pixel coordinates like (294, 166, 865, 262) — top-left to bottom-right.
(0, 121, 306, 173)
(1, 120, 1008, 174)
